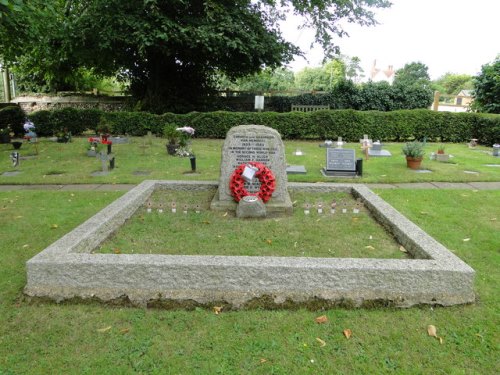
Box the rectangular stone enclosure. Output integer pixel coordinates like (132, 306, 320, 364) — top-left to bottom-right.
(25, 180, 475, 308)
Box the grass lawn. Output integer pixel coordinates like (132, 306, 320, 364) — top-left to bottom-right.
(98, 189, 406, 259)
(0, 189, 498, 374)
(1, 137, 499, 184)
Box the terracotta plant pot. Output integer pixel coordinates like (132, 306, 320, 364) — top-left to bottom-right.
(437, 150, 445, 154)
(406, 156, 423, 169)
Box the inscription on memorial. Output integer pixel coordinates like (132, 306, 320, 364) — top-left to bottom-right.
(216, 125, 289, 204)
(227, 134, 278, 192)
(326, 149, 356, 171)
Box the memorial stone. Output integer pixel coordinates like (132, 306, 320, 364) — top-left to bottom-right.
(322, 148, 357, 177)
(211, 125, 292, 215)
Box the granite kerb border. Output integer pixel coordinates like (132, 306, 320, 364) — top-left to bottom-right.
(25, 180, 475, 307)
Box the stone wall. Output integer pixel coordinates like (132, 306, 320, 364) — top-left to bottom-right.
(10, 95, 130, 114)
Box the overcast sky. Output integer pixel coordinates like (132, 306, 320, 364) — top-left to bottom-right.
(281, 0, 500, 80)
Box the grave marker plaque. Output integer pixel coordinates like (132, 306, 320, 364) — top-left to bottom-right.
(322, 148, 357, 177)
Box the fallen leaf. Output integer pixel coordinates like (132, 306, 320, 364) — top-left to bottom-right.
(222, 212, 228, 217)
(14, 215, 23, 219)
(399, 245, 408, 253)
(315, 315, 328, 324)
(120, 328, 130, 334)
(420, 211, 429, 215)
(490, 218, 497, 221)
(266, 239, 272, 245)
(463, 238, 470, 242)
(202, 220, 211, 224)
(113, 248, 121, 254)
(97, 326, 112, 333)
(365, 245, 375, 250)
(438, 337, 444, 344)
(316, 337, 326, 347)
(343, 329, 352, 339)
(259, 358, 267, 364)
(50, 224, 59, 229)
(427, 325, 438, 338)
(22, 244, 29, 249)
(213, 306, 223, 315)
(352, 217, 359, 222)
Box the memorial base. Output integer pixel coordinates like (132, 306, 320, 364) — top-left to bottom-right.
(211, 189, 293, 217)
(321, 168, 358, 178)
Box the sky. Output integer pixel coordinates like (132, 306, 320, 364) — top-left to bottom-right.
(281, 0, 500, 80)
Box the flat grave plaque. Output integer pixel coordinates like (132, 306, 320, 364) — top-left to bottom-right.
(326, 149, 356, 171)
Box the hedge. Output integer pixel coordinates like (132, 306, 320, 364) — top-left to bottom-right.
(0, 105, 26, 136)
(28, 108, 500, 145)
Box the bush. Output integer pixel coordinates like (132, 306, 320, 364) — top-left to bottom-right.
(23, 107, 500, 145)
(0, 106, 26, 136)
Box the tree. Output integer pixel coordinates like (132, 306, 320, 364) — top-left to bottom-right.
(0, 0, 391, 112)
(472, 57, 500, 114)
(432, 73, 474, 95)
(394, 62, 431, 86)
(295, 58, 345, 90)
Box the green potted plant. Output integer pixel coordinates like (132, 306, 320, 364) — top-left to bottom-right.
(402, 141, 425, 169)
(0, 126, 11, 144)
(163, 124, 180, 155)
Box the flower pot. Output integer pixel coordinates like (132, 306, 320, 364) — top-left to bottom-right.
(11, 141, 23, 150)
(166, 143, 178, 155)
(437, 150, 445, 154)
(406, 156, 423, 169)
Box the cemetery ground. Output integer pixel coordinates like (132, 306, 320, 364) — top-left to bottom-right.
(0, 189, 498, 373)
(0, 136, 499, 373)
(0, 137, 499, 184)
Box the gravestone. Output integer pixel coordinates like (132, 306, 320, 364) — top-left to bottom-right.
(211, 125, 292, 215)
(322, 148, 357, 177)
(368, 141, 392, 157)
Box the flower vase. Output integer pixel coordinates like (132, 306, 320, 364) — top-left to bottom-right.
(190, 156, 196, 172)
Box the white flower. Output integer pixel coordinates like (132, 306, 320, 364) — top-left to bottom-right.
(176, 126, 195, 135)
(23, 120, 35, 132)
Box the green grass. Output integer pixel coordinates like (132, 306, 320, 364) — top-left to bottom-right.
(98, 190, 406, 259)
(0, 189, 498, 374)
(1, 137, 499, 184)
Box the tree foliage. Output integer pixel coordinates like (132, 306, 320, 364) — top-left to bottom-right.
(394, 62, 431, 86)
(472, 57, 500, 114)
(0, 0, 390, 113)
(432, 73, 474, 95)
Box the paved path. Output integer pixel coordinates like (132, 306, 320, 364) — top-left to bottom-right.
(0, 182, 499, 191)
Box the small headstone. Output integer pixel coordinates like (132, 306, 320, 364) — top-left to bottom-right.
(293, 149, 304, 156)
(322, 148, 357, 177)
(236, 195, 266, 218)
(171, 202, 177, 213)
(336, 137, 344, 148)
(286, 165, 307, 175)
(368, 141, 392, 157)
(10, 152, 20, 168)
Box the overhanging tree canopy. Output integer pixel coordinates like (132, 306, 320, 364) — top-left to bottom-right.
(0, 0, 391, 112)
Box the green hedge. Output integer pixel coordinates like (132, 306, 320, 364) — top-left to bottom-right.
(28, 108, 500, 145)
(0, 105, 26, 136)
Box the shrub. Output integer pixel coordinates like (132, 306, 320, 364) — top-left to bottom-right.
(0, 106, 26, 136)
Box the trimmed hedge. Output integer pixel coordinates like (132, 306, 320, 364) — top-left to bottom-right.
(28, 108, 500, 145)
(0, 105, 26, 136)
